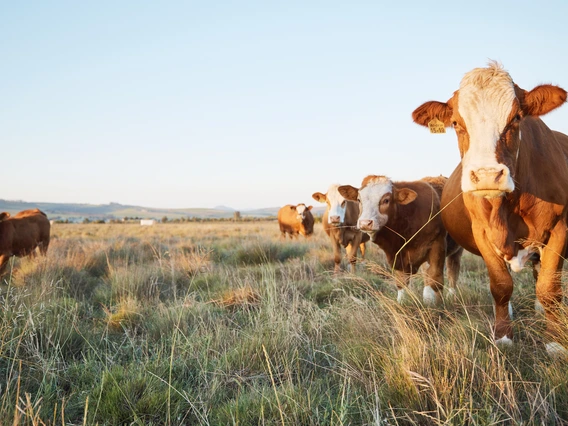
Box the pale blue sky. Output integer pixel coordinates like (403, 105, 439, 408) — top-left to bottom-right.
(2, 1, 568, 209)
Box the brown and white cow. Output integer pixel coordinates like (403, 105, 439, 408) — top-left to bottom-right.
(412, 61, 568, 354)
(339, 176, 463, 305)
(0, 209, 51, 275)
(312, 184, 370, 273)
(277, 204, 315, 239)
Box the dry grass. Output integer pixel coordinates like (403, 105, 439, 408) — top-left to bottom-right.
(0, 221, 566, 425)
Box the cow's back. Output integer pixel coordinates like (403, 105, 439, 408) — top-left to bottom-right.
(278, 205, 298, 234)
(421, 176, 447, 200)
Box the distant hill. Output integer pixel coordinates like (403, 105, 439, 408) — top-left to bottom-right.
(213, 205, 236, 211)
(0, 199, 323, 222)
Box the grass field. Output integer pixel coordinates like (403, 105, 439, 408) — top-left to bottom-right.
(1, 221, 567, 425)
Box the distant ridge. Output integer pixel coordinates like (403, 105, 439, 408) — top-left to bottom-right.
(213, 205, 236, 212)
(0, 199, 326, 222)
(0, 199, 327, 222)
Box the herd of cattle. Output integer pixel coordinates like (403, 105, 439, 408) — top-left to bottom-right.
(277, 62, 568, 356)
(1, 62, 567, 355)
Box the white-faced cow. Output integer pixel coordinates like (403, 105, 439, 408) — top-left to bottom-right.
(412, 61, 568, 355)
(312, 184, 370, 273)
(277, 204, 314, 239)
(0, 209, 51, 275)
(339, 176, 463, 305)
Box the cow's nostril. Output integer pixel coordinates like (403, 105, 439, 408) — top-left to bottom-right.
(470, 170, 479, 184)
(494, 169, 504, 183)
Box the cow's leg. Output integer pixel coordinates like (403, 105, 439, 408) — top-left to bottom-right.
(346, 242, 358, 273)
(332, 239, 342, 274)
(423, 237, 445, 306)
(445, 247, 463, 297)
(39, 234, 50, 255)
(359, 242, 366, 259)
(482, 255, 514, 344)
(394, 270, 410, 303)
(469, 222, 514, 343)
(535, 220, 567, 355)
(0, 255, 10, 277)
(28, 248, 38, 259)
(39, 241, 50, 256)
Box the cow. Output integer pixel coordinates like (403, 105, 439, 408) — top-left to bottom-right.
(277, 204, 314, 239)
(312, 184, 370, 274)
(0, 209, 51, 275)
(412, 61, 568, 355)
(339, 176, 463, 305)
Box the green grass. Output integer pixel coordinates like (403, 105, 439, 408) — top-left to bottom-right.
(0, 222, 567, 425)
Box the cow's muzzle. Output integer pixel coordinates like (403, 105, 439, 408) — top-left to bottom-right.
(358, 219, 375, 232)
(464, 166, 514, 197)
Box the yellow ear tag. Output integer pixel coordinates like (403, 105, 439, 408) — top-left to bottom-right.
(428, 118, 446, 134)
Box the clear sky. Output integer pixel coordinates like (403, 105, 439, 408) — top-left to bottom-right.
(2, 1, 568, 210)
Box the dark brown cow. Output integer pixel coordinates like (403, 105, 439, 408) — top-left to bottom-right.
(0, 209, 50, 275)
(277, 204, 314, 239)
(339, 176, 463, 305)
(312, 184, 370, 273)
(412, 61, 568, 355)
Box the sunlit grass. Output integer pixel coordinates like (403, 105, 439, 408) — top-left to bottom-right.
(0, 222, 566, 424)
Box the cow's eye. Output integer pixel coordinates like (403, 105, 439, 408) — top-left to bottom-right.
(515, 114, 521, 121)
(452, 121, 458, 127)
(383, 198, 390, 205)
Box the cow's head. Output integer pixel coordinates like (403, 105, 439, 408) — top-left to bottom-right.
(0, 212, 10, 221)
(338, 176, 417, 233)
(312, 184, 349, 226)
(412, 61, 567, 198)
(294, 204, 312, 222)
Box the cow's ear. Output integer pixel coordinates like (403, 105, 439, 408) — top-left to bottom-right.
(307, 205, 313, 210)
(522, 84, 567, 117)
(312, 192, 326, 203)
(412, 100, 453, 127)
(394, 188, 418, 205)
(337, 185, 358, 201)
(0, 212, 10, 221)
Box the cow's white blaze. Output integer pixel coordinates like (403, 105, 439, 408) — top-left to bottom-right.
(326, 184, 347, 224)
(458, 63, 516, 194)
(357, 176, 392, 231)
(295, 204, 306, 219)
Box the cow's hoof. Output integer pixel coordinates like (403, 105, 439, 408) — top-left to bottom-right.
(495, 336, 513, 346)
(422, 286, 441, 306)
(546, 342, 568, 358)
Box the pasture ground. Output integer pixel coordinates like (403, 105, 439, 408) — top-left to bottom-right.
(1, 222, 567, 425)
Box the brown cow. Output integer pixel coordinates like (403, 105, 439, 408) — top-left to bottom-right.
(0, 209, 50, 275)
(412, 61, 568, 355)
(277, 204, 314, 239)
(312, 184, 370, 273)
(339, 176, 463, 305)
